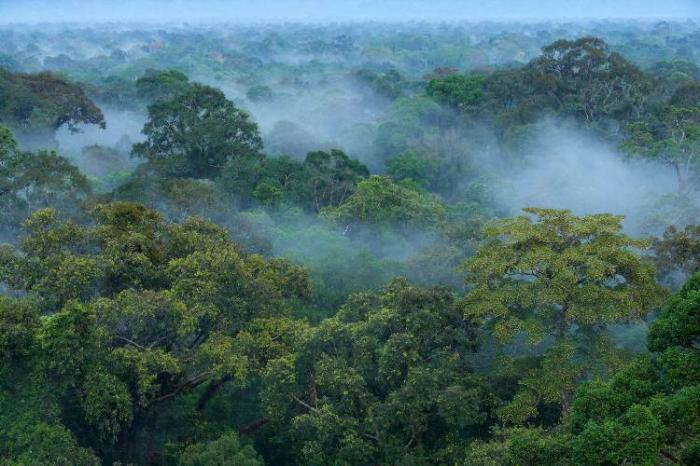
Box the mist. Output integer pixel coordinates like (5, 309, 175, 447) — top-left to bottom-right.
(491, 122, 687, 234)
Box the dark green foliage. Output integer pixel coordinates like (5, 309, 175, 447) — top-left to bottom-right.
(261, 280, 488, 465)
(322, 175, 446, 231)
(649, 272, 700, 353)
(0, 68, 105, 135)
(218, 149, 369, 211)
(426, 73, 486, 110)
(622, 104, 700, 193)
(0, 203, 310, 464)
(566, 273, 700, 464)
(385, 150, 437, 189)
(136, 68, 192, 103)
(353, 69, 414, 100)
(133, 84, 263, 178)
(649, 60, 700, 82)
(465, 427, 572, 466)
(571, 405, 663, 466)
(526, 37, 650, 123)
(177, 432, 263, 466)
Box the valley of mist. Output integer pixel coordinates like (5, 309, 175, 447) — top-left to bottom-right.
(4, 17, 697, 307)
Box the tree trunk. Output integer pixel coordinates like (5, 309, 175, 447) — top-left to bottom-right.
(561, 390, 573, 425)
(674, 163, 687, 193)
(196, 375, 232, 411)
(238, 417, 268, 435)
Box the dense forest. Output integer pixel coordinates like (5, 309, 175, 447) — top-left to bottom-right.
(0, 14, 700, 466)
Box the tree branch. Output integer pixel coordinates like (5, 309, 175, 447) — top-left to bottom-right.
(293, 396, 320, 414)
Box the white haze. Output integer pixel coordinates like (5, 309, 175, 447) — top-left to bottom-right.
(1, 0, 698, 24)
(492, 122, 684, 234)
(56, 107, 146, 153)
(55, 106, 147, 175)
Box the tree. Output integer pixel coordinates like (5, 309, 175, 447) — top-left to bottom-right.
(261, 280, 487, 465)
(653, 223, 700, 287)
(385, 150, 438, 190)
(354, 69, 412, 100)
(135, 68, 191, 103)
(0, 203, 311, 464)
(426, 73, 486, 111)
(0, 68, 105, 138)
(0, 125, 21, 197)
(567, 273, 700, 464)
(0, 126, 91, 233)
(218, 149, 368, 211)
(525, 37, 650, 124)
(9, 150, 91, 212)
(133, 83, 263, 179)
(622, 105, 700, 193)
(463, 208, 663, 424)
(465, 427, 571, 466)
(649, 60, 700, 82)
(177, 432, 263, 466)
(321, 175, 446, 232)
(304, 149, 369, 210)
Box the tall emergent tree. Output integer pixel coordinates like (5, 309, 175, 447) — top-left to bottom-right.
(525, 37, 650, 124)
(463, 208, 663, 424)
(133, 83, 263, 179)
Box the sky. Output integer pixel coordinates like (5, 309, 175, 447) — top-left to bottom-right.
(0, 0, 698, 24)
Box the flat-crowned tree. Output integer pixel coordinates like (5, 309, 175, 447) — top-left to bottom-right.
(463, 208, 663, 424)
(0, 69, 105, 141)
(321, 175, 446, 232)
(133, 83, 263, 179)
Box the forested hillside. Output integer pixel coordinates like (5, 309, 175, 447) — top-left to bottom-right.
(0, 16, 699, 465)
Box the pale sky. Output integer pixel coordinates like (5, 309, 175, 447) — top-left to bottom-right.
(0, 0, 698, 24)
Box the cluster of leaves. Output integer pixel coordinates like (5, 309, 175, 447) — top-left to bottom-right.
(219, 149, 370, 211)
